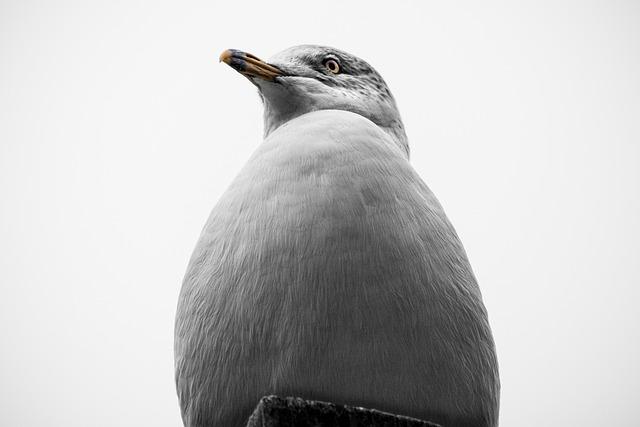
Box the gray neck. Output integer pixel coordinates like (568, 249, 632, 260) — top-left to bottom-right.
(262, 102, 410, 160)
(382, 119, 410, 159)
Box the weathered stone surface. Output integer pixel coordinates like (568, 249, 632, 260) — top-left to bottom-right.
(246, 395, 441, 427)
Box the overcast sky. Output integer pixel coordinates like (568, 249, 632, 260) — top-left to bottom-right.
(1, 1, 639, 426)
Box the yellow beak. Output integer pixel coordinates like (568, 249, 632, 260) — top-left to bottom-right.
(219, 49, 283, 81)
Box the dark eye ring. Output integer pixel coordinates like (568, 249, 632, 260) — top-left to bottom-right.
(323, 58, 341, 74)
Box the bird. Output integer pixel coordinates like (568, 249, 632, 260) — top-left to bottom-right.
(174, 45, 500, 427)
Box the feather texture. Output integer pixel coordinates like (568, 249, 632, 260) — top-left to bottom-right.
(175, 110, 499, 427)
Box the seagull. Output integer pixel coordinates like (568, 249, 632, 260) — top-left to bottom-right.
(174, 45, 500, 427)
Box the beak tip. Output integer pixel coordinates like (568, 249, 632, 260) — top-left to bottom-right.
(218, 48, 281, 81)
(219, 49, 233, 64)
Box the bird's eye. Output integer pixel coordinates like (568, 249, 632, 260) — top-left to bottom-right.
(323, 58, 341, 74)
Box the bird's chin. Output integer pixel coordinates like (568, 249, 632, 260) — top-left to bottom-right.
(250, 75, 284, 88)
(253, 73, 301, 86)
(254, 75, 308, 101)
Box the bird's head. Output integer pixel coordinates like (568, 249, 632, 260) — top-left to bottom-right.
(220, 45, 409, 157)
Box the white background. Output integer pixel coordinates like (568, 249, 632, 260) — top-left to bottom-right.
(1, 1, 639, 426)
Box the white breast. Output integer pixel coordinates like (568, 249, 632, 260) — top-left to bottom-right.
(175, 110, 499, 427)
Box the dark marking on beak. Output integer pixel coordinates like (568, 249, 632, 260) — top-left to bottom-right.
(219, 49, 284, 81)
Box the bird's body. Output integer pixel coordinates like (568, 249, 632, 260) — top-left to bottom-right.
(175, 46, 499, 427)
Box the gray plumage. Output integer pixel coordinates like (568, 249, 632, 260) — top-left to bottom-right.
(175, 45, 499, 427)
